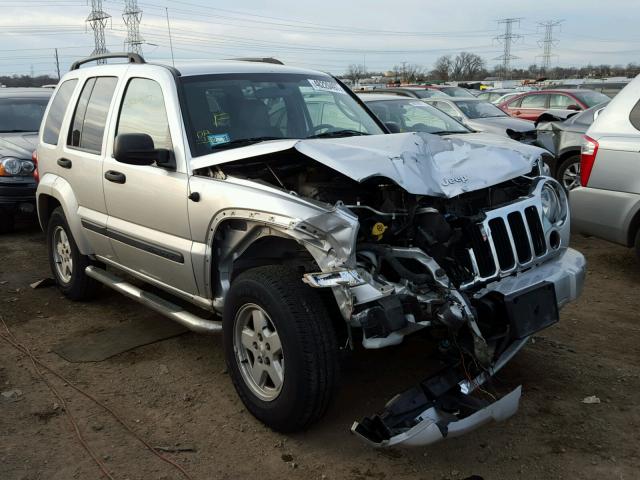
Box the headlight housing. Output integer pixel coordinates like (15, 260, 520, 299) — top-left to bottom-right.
(540, 180, 568, 225)
(0, 157, 35, 177)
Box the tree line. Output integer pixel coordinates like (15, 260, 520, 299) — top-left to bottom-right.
(0, 74, 59, 87)
(345, 52, 640, 84)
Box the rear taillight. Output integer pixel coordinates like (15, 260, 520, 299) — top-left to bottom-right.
(580, 135, 598, 187)
(32, 150, 39, 183)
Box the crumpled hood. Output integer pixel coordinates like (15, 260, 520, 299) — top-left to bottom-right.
(0, 132, 38, 159)
(192, 132, 542, 198)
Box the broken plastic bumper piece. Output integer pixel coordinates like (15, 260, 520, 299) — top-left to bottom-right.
(352, 385, 521, 448)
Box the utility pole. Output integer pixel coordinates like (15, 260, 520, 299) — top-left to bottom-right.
(54, 48, 61, 80)
(87, 0, 110, 63)
(401, 61, 407, 83)
(165, 7, 175, 67)
(494, 18, 522, 80)
(537, 20, 563, 74)
(123, 0, 144, 55)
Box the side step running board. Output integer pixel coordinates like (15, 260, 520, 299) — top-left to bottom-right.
(85, 266, 222, 334)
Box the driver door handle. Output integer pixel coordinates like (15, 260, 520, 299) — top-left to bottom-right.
(104, 170, 126, 184)
(57, 158, 72, 169)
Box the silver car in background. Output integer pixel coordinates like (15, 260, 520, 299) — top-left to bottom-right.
(570, 75, 640, 260)
(423, 97, 537, 143)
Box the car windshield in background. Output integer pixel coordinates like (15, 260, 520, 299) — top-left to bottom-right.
(455, 101, 507, 119)
(413, 90, 447, 98)
(439, 87, 476, 98)
(572, 90, 611, 108)
(0, 97, 49, 132)
(180, 73, 384, 156)
(367, 99, 469, 134)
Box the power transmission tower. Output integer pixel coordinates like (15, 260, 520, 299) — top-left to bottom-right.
(494, 18, 522, 80)
(123, 0, 144, 55)
(537, 20, 563, 74)
(86, 0, 110, 63)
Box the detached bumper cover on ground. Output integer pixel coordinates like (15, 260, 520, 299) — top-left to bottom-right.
(352, 248, 586, 448)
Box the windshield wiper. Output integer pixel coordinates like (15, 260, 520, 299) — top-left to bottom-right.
(210, 136, 287, 151)
(306, 129, 370, 139)
(431, 130, 470, 135)
(0, 129, 31, 133)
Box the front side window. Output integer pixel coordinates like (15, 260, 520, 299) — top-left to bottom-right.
(0, 97, 50, 133)
(43, 79, 77, 145)
(67, 76, 118, 153)
(181, 73, 383, 157)
(117, 78, 172, 150)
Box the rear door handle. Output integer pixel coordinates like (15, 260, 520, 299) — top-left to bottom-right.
(104, 170, 126, 184)
(57, 158, 72, 169)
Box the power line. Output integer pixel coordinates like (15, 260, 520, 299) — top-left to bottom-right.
(123, 0, 144, 55)
(537, 20, 563, 73)
(87, 0, 111, 63)
(494, 17, 522, 79)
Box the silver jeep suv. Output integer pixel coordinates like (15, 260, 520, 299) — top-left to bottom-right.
(36, 53, 585, 447)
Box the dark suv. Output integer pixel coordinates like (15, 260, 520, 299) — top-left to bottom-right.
(0, 87, 52, 232)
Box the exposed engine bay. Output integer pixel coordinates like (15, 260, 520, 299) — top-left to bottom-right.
(195, 133, 576, 447)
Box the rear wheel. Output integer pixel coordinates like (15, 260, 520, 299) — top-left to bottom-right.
(47, 207, 100, 300)
(223, 265, 339, 432)
(556, 155, 581, 191)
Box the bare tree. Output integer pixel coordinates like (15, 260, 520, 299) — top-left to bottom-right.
(346, 64, 365, 86)
(450, 52, 486, 81)
(431, 55, 453, 81)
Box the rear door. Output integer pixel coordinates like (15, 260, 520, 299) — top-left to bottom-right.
(101, 74, 198, 295)
(60, 75, 119, 259)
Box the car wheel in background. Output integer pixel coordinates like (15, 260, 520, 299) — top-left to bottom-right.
(556, 155, 581, 191)
(47, 207, 101, 300)
(223, 265, 339, 432)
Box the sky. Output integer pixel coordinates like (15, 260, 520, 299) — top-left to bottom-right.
(0, 0, 638, 77)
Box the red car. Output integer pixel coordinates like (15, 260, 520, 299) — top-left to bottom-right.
(498, 89, 610, 121)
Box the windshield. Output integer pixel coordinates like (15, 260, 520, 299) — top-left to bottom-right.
(0, 97, 50, 132)
(181, 73, 384, 156)
(366, 99, 469, 134)
(455, 101, 507, 119)
(572, 90, 611, 108)
(439, 87, 476, 98)
(413, 89, 447, 99)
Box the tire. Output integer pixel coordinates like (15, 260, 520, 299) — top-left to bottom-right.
(47, 207, 100, 300)
(556, 155, 581, 192)
(223, 265, 339, 432)
(0, 210, 15, 234)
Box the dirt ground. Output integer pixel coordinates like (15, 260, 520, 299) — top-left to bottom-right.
(1, 222, 639, 480)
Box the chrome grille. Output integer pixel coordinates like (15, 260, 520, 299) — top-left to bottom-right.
(463, 202, 548, 289)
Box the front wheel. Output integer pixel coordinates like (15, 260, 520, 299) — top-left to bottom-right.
(223, 265, 339, 432)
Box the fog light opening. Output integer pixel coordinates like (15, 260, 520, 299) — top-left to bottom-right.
(549, 230, 561, 250)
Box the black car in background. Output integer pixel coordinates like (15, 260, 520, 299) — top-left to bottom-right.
(0, 88, 52, 232)
(535, 101, 609, 190)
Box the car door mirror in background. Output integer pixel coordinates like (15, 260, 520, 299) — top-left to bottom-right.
(384, 121, 401, 133)
(114, 133, 174, 168)
(567, 104, 581, 111)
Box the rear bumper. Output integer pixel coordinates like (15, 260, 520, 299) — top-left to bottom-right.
(570, 186, 640, 246)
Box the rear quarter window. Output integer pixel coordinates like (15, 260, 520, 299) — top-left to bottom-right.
(42, 79, 78, 145)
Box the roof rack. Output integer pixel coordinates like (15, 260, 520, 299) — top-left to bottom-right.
(227, 57, 284, 65)
(70, 52, 145, 71)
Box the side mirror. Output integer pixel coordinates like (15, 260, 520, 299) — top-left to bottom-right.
(567, 104, 581, 111)
(384, 121, 401, 133)
(114, 133, 174, 168)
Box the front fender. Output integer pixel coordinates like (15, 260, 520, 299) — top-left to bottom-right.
(36, 173, 92, 255)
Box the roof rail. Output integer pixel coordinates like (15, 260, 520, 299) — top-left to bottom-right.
(70, 52, 145, 71)
(227, 57, 284, 65)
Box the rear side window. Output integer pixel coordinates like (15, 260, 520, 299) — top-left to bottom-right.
(68, 76, 118, 154)
(42, 79, 78, 145)
(630, 100, 640, 131)
(116, 78, 172, 150)
(521, 94, 547, 108)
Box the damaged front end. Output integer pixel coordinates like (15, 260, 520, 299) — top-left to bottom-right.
(195, 132, 585, 447)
